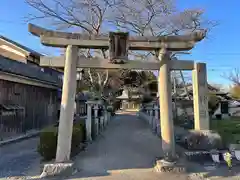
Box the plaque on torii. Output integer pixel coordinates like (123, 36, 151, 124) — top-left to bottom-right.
(109, 31, 129, 63)
(28, 23, 209, 163)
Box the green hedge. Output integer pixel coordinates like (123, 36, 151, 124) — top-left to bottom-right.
(38, 121, 86, 161)
(211, 118, 240, 146)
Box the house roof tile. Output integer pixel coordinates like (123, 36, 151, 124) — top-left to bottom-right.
(0, 55, 61, 86)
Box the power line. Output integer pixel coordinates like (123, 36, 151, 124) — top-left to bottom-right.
(196, 52, 240, 55)
(189, 54, 240, 56)
(208, 67, 235, 70)
(208, 69, 232, 72)
(0, 19, 28, 26)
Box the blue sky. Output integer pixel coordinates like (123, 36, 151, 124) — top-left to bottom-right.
(0, 0, 239, 88)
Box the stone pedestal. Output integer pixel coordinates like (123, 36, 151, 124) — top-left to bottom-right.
(154, 159, 186, 173)
(40, 161, 75, 178)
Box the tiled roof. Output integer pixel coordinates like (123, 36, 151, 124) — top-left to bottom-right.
(0, 55, 61, 86)
(0, 35, 42, 57)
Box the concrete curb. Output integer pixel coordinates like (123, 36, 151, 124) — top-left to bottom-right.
(0, 131, 40, 147)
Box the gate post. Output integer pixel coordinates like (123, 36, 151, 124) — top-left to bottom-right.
(86, 101, 93, 142)
(56, 45, 78, 162)
(192, 63, 209, 130)
(158, 48, 176, 161)
(104, 106, 108, 127)
(100, 107, 104, 131)
(93, 104, 99, 136)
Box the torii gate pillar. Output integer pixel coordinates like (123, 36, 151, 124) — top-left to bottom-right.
(158, 49, 175, 160)
(56, 45, 78, 162)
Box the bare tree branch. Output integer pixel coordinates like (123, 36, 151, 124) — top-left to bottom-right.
(103, 70, 109, 86)
(25, 0, 216, 100)
(222, 68, 240, 86)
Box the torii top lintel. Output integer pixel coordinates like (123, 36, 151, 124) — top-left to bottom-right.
(28, 23, 206, 51)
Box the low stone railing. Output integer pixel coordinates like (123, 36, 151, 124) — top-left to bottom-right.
(139, 102, 161, 136)
(85, 100, 112, 142)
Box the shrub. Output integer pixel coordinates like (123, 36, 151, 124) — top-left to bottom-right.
(71, 124, 85, 156)
(141, 96, 153, 104)
(210, 119, 240, 146)
(38, 126, 58, 161)
(74, 120, 86, 142)
(38, 121, 86, 161)
(182, 130, 223, 151)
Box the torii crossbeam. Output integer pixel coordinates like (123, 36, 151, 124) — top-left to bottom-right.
(40, 55, 195, 70)
(29, 23, 209, 164)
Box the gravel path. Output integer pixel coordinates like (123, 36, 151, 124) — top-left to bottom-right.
(0, 137, 40, 179)
(67, 112, 189, 180)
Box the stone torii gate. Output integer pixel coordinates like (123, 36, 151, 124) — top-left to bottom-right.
(28, 24, 208, 164)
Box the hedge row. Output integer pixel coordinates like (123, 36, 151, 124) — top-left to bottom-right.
(38, 120, 86, 161)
